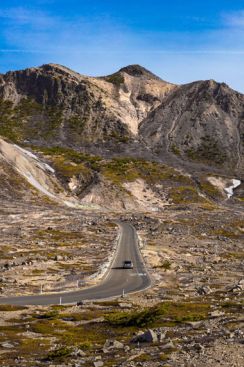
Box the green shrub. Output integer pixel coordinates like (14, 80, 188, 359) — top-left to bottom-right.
(35, 310, 59, 320)
(47, 346, 72, 360)
(171, 144, 181, 156)
(106, 302, 210, 328)
(106, 307, 163, 327)
(169, 186, 207, 204)
(161, 260, 172, 271)
(105, 72, 125, 86)
(0, 304, 27, 311)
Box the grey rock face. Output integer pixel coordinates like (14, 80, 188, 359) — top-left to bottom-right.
(131, 329, 163, 343)
(140, 80, 244, 173)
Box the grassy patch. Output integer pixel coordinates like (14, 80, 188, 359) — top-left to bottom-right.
(102, 158, 192, 186)
(106, 301, 210, 328)
(221, 301, 243, 313)
(34, 228, 82, 241)
(51, 156, 91, 178)
(46, 346, 72, 361)
(0, 98, 63, 143)
(106, 307, 162, 327)
(30, 317, 108, 347)
(211, 227, 243, 239)
(223, 251, 244, 260)
(199, 180, 223, 199)
(0, 305, 27, 312)
(237, 197, 244, 202)
(169, 186, 207, 204)
(105, 72, 125, 86)
(59, 309, 105, 321)
(19, 338, 51, 357)
(171, 144, 181, 156)
(31, 146, 101, 183)
(160, 260, 172, 271)
(31, 147, 196, 194)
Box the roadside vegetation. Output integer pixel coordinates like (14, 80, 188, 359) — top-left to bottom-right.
(0, 300, 211, 365)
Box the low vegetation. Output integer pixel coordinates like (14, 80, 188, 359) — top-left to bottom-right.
(199, 179, 224, 199)
(105, 72, 125, 86)
(0, 98, 63, 143)
(106, 301, 210, 327)
(169, 186, 207, 204)
(101, 157, 192, 186)
(186, 135, 227, 165)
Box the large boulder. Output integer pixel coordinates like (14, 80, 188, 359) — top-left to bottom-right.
(103, 339, 124, 350)
(131, 329, 162, 343)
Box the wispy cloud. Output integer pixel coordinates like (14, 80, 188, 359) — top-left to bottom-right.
(0, 49, 49, 53)
(1, 6, 244, 92)
(223, 11, 244, 28)
(0, 7, 55, 27)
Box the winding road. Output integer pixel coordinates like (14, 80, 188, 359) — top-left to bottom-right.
(0, 222, 151, 305)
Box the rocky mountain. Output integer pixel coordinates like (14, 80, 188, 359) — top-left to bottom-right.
(0, 63, 174, 147)
(0, 63, 243, 209)
(140, 79, 244, 174)
(0, 65, 243, 367)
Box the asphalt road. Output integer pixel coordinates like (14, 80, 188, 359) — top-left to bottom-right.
(0, 222, 151, 305)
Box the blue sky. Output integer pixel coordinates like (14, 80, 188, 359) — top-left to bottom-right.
(1, 0, 244, 92)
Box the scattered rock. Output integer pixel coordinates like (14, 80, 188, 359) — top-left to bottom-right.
(238, 279, 244, 289)
(186, 321, 204, 328)
(196, 285, 212, 295)
(94, 361, 103, 367)
(231, 279, 244, 293)
(103, 339, 124, 350)
(131, 329, 158, 343)
(71, 348, 86, 357)
(118, 302, 132, 309)
(1, 342, 15, 349)
(161, 340, 175, 350)
(209, 310, 225, 318)
(54, 255, 63, 261)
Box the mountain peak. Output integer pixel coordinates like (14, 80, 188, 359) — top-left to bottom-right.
(118, 64, 162, 80)
(40, 63, 84, 78)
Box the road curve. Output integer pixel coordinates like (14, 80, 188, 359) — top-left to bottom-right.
(0, 222, 151, 305)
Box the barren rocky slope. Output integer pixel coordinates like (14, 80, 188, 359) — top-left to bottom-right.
(0, 63, 243, 176)
(0, 63, 174, 147)
(140, 79, 244, 175)
(0, 63, 243, 210)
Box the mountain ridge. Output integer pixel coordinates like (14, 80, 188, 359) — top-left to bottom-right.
(0, 63, 243, 178)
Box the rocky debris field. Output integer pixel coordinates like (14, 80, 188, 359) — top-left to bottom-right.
(125, 206, 244, 302)
(0, 200, 117, 296)
(0, 198, 243, 366)
(0, 294, 243, 367)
